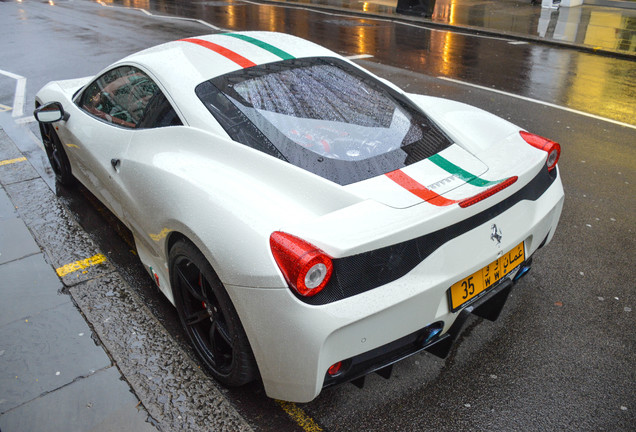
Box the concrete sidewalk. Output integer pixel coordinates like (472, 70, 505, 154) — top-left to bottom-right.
(0, 127, 158, 432)
(0, 114, 254, 431)
(262, 0, 636, 58)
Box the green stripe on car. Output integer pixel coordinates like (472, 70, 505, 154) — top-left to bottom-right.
(223, 33, 295, 60)
(429, 154, 502, 187)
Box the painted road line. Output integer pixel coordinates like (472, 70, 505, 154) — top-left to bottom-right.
(438, 76, 636, 131)
(56, 254, 108, 277)
(0, 157, 27, 166)
(0, 69, 26, 118)
(0, 104, 12, 113)
(15, 115, 36, 125)
(346, 54, 374, 60)
(276, 400, 323, 432)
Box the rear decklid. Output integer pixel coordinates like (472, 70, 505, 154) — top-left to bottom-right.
(344, 94, 551, 210)
(345, 144, 490, 208)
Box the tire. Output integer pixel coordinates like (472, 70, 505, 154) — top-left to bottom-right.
(169, 239, 257, 386)
(39, 122, 75, 186)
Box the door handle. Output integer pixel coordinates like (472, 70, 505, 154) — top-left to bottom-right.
(111, 158, 120, 170)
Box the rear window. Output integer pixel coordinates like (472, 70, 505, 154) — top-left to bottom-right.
(196, 57, 451, 185)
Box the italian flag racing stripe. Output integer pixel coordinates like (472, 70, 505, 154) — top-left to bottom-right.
(223, 33, 295, 60)
(180, 38, 257, 68)
(385, 170, 458, 207)
(428, 154, 502, 187)
(178, 35, 516, 208)
(387, 168, 519, 208)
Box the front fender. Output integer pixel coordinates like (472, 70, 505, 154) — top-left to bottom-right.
(35, 77, 92, 107)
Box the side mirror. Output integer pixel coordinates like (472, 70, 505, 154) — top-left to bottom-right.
(34, 102, 70, 123)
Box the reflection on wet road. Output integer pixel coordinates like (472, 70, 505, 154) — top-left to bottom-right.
(99, 0, 636, 126)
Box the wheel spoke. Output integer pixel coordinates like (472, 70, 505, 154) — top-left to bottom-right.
(175, 263, 205, 302)
(185, 309, 212, 326)
(213, 317, 232, 346)
(210, 320, 232, 364)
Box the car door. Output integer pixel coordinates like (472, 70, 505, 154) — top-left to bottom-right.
(62, 65, 178, 221)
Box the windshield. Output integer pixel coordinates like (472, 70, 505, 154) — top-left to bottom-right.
(196, 57, 452, 185)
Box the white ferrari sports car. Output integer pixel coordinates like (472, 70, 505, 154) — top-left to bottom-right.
(34, 31, 564, 403)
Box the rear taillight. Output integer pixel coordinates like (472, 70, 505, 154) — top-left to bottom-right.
(327, 361, 343, 376)
(520, 131, 561, 172)
(270, 231, 333, 297)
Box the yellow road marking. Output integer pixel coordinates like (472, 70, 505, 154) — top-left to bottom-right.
(0, 157, 27, 166)
(0, 104, 12, 112)
(276, 400, 323, 432)
(56, 254, 107, 277)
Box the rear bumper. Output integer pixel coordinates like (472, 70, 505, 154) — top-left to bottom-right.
(226, 170, 564, 403)
(322, 259, 531, 390)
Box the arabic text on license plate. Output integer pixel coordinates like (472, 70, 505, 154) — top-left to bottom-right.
(449, 242, 525, 312)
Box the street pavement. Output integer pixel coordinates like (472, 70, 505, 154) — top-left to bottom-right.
(0, 128, 160, 432)
(0, 0, 634, 431)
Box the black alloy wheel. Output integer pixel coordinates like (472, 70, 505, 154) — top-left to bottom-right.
(170, 239, 257, 386)
(39, 122, 75, 186)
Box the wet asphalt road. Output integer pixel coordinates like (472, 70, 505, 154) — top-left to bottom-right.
(0, 0, 634, 431)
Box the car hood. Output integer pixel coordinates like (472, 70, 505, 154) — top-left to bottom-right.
(51, 76, 92, 99)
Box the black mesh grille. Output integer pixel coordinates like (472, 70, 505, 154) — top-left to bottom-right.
(403, 126, 451, 165)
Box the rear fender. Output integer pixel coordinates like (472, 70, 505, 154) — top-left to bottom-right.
(407, 94, 521, 154)
(121, 127, 362, 288)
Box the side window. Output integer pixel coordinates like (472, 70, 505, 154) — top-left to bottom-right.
(137, 92, 183, 129)
(79, 66, 181, 129)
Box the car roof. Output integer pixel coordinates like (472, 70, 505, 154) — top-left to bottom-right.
(110, 31, 344, 131)
(118, 31, 342, 88)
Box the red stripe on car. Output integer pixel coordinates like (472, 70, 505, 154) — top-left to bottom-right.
(385, 170, 457, 207)
(180, 38, 256, 68)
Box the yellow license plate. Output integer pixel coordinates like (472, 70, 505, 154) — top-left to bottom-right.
(449, 242, 525, 312)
